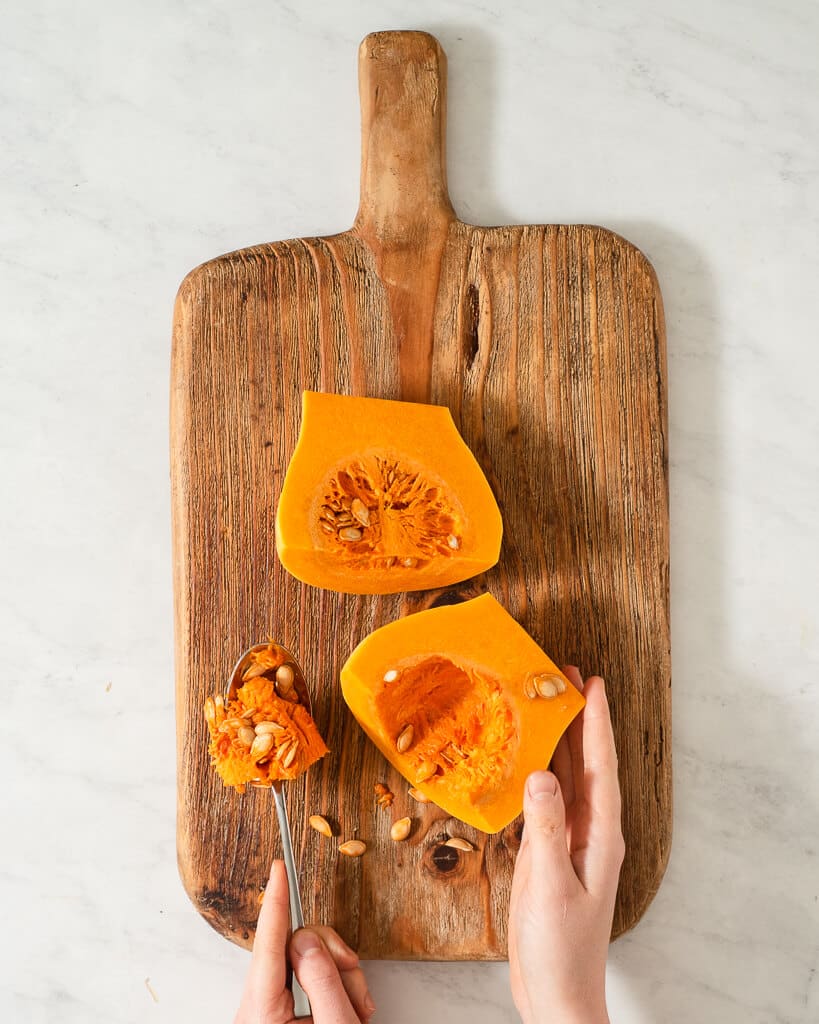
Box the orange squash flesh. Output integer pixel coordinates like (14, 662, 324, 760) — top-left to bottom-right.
(204, 677, 328, 793)
(340, 594, 585, 833)
(275, 392, 502, 594)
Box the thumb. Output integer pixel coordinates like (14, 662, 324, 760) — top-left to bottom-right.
(522, 771, 575, 890)
(289, 929, 359, 1023)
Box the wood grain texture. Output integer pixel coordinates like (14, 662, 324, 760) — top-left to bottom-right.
(170, 30, 671, 960)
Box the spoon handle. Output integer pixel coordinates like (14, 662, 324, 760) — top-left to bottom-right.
(272, 784, 311, 1018)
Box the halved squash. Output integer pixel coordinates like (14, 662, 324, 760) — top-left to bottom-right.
(340, 593, 585, 833)
(275, 392, 502, 594)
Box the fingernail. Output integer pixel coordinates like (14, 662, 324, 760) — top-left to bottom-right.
(291, 929, 322, 957)
(527, 771, 557, 800)
(364, 994, 376, 1017)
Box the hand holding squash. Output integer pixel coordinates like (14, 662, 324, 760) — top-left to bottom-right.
(234, 860, 375, 1024)
(508, 671, 625, 1024)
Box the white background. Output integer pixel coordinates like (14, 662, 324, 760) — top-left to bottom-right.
(2, 1, 818, 1021)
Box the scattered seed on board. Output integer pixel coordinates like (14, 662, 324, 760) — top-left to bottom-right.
(408, 787, 431, 803)
(310, 815, 333, 838)
(396, 723, 414, 753)
(444, 837, 475, 852)
(339, 840, 366, 857)
(351, 498, 370, 527)
(390, 817, 412, 842)
(339, 527, 363, 542)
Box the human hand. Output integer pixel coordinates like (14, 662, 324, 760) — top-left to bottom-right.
(508, 670, 625, 1024)
(234, 859, 376, 1023)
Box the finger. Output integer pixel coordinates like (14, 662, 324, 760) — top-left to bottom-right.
(580, 677, 625, 889)
(550, 731, 575, 809)
(562, 666, 586, 812)
(522, 771, 577, 893)
(248, 859, 290, 1001)
(289, 929, 360, 1023)
(552, 666, 585, 810)
(303, 926, 359, 972)
(338, 965, 376, 1022)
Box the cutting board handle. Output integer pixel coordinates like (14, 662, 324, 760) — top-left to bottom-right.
(355, 31, 456, 242)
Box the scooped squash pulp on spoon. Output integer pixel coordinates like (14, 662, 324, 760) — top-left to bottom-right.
(275, 392, 502, 594)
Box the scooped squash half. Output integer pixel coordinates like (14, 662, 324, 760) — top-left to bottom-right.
(275, 392, 502, 594)
(340, 593, 585, 833)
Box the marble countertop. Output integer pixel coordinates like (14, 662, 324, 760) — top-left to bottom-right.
(3, 1, 818, 1021)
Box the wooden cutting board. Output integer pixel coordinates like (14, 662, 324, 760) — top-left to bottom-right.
(171, 30, 671, 960)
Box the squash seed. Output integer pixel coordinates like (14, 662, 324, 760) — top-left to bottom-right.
(275, 663, 295, 687)
(351, 498, 370, 527)
(383, 669, 399, 683)
(408, 787, 430, 803)
(255, 721, 285, 735)
(237, 726, 256, 747)
(339, 526, 363, 542)
(447, 534, 460, 550)
(444, 837, 475, 852)
(282, 743, 299, 769)
(396, 724, 414, 753)
(416, 761, 437, 784)
(535, 674, 562, 699)
(390, 817, 412, 842)
(242, 661, 271, 681)
(524, 675, 539, 700)
(309, 814, 333, 837)
(339, 840, 366, 857)
(401, 557, 417, 568)
(250, 733, 275, 760)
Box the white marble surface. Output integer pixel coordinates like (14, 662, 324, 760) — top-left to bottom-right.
(2, 0, 818, 1020)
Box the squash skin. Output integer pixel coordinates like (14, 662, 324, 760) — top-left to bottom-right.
(275, 392, 502, 594)
(340, 594, 586, 833)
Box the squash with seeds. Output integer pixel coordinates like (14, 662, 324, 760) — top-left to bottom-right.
(339, 594, 585, 833)
(204, 676, 328, 792)
(275, 392, 502, 594)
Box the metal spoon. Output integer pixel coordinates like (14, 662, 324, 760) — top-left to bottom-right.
(227, 641, 312, 1019)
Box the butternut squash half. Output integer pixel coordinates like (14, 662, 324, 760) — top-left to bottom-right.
(275, 392, 502, 593)
(340, 593, 585, 833)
